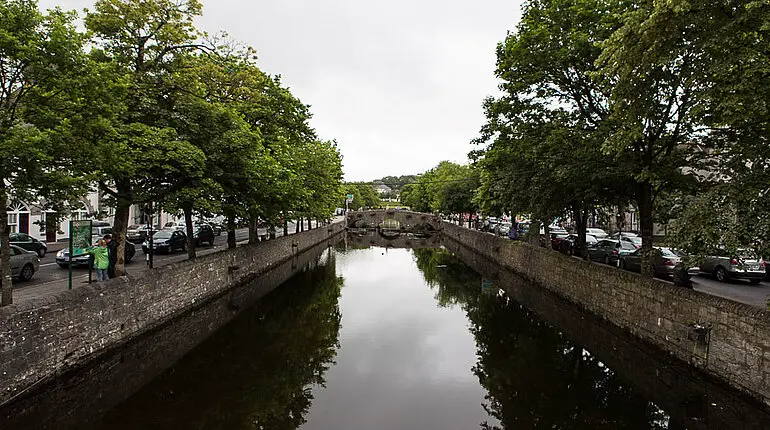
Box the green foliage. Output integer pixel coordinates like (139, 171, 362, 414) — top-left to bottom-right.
(473, 0, 770, 273)
(0, 0, 344, 304)
(472, 0, 631, 260)
(0, 0, 90, 305)
(343, 182, 380, 210)
(401, 161, 479, 215)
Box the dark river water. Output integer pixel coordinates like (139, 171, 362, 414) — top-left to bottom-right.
(6, 233, 770, 429)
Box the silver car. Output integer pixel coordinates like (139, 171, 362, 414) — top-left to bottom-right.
(699, 250, 766, 284)
(10, 244, 40, 281)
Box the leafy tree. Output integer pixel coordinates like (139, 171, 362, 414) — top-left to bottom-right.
(402, 161, 479, 222)
(657, 1, 770, 259)
(0, 0, 89, 305)
(473, 0, 630, 257)
(84, 0, 210, 273)
(343, 182, 380, 211)
(596, 0, 712, 275)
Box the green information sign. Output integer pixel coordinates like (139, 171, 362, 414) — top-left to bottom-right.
(71, 220, 92, 255)
(68, 220, 93, 289)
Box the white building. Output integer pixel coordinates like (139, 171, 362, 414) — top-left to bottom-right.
(373, 184, 392, 195)
(7, 190, 180, 243)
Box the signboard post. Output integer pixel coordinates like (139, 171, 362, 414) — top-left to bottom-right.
(68, 220, 92, 290)
(346, 194, 354, 214)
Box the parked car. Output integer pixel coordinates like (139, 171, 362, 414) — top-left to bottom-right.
(92, 226, 113, 238)
(558, 234, 598, 255)
(9, 232, 47, 257)
(620, 247, 700, 278)
(143, 230, 187, 254)
(192, 224, 215, 246)
(610, 232, 639, 239)
(204, 221, 223, 236)
(620, 235, 643, 249)
(127, 224, 152, 243)
(699, 250, 766, 284)
(163, 221, 186, 231)
(540, 225, 568, 235)
(586, 228, 608, 239)
(587, 239, 637, 265)
(10, 245, 39, 281)
(56, 241, 136, 268)
(550, 233, 570, 250)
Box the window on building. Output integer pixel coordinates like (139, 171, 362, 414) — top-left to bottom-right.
(7, 213, 18, 233)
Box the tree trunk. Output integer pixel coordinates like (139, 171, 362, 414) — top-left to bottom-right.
(184, 206, 196, 260)
(227, 214, 236, 249)
(573, 204, 587, 259)
(307, 217, 312, 230)
(283, 218, 288, 236)
(269, 225, 276, 240)
(468, 213, 472, 229)
(113, 197, 131, 277)
(248, 218, 258, 244)
(639, 183, 655, 278)
(300, 218, 304, 232)
(295, 219, 300, 234)
(0, 185, 12, 306)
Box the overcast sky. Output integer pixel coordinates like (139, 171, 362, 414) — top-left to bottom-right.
(39, 0, 523, 181)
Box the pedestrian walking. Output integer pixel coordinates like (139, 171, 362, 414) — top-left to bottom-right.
(83, 240, 110, 282)
(104, 234, 117, 279)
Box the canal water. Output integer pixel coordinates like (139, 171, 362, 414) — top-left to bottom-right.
(6, 234, 770, 429)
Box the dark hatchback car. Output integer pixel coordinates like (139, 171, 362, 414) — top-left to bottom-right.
(192, 224, 215, 246)
(143, 230, 187, 254)
(587, 239, 637, 265)
(56, 240, 136, 268)
(10, 232, 48, 257)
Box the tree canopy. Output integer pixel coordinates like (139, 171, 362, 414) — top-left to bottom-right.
(0, 0, 344, 305)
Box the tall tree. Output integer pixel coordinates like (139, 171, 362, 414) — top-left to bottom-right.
(84, 0, 209, 274)
(0, 1, 89, 305)
(473, 0, 629, 257)
(660, 1, 770, 259)
(597, 0, 711, 275)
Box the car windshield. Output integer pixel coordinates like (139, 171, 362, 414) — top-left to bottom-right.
(154, 231, 172, 239)
(620, 242, 636, 250)
(627, 237, 642, 244)
(657, 247, 677, 257)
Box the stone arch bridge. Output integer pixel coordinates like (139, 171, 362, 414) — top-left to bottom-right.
(346, 210, 441, 231)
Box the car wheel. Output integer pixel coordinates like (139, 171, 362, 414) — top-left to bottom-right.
(37, 248, 46, 258)
(604, 255, 610, 265)
(19, 264, 35, 281)
(715, 266, 727, 282)
(181, 242, 186, 252)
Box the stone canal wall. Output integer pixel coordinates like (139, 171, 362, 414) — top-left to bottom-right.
(442, 222, 770, 406)
(0, 222, 345, 406)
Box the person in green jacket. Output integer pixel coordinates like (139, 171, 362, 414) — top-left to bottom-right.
(83, 239, 110, 282)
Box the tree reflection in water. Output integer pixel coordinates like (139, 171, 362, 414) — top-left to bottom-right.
(413, 248, 670, 430)
(91, 254, 343, 430)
